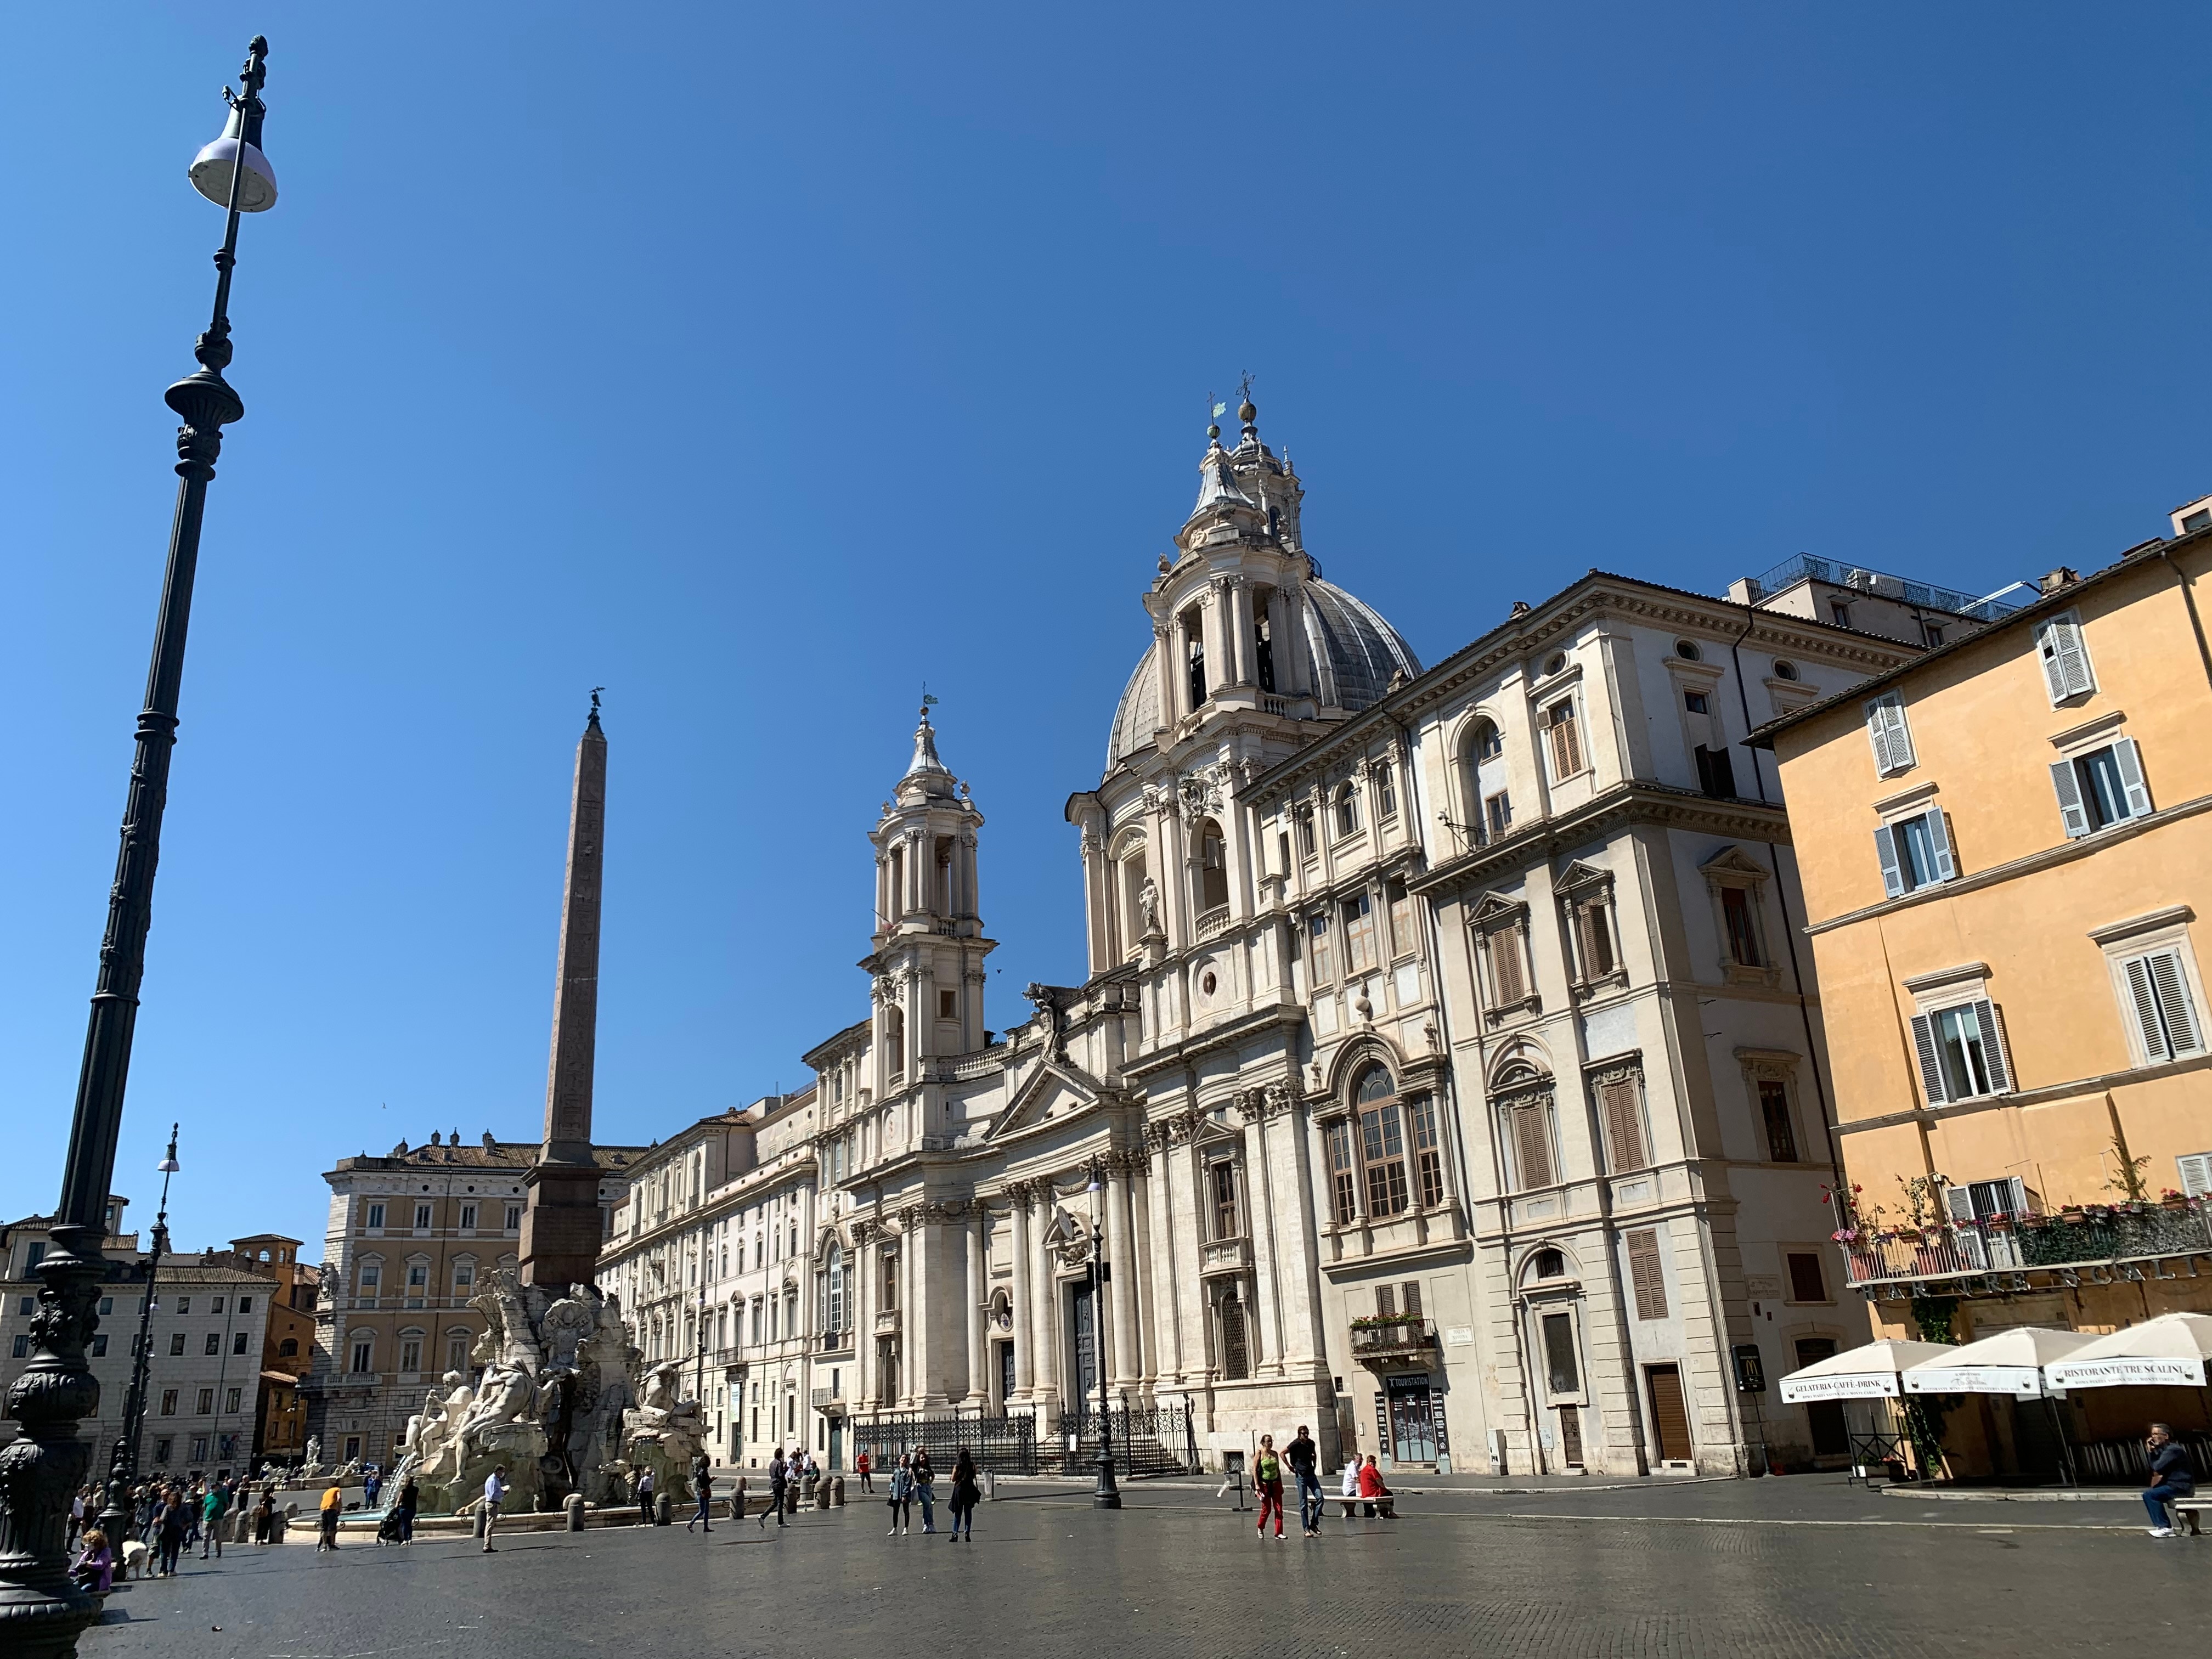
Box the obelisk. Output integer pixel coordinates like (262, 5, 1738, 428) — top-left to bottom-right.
(519, 691, 610, 1293)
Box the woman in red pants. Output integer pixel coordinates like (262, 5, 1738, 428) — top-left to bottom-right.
(1252, 1435, 1285, 1539)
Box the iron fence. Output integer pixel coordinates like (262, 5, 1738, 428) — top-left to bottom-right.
(1059, 1402, 1201, 1477)
(848, 1411, 1038, 1475)
(1843, 1206, 2212, 1286)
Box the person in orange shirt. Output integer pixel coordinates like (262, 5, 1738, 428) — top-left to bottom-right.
(317, 1482, 343, 1553)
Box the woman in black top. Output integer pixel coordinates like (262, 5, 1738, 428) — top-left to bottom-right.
(947, 1447, 980, 1542)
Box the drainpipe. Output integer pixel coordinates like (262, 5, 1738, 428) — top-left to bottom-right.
(2154, 548, 2212, 693)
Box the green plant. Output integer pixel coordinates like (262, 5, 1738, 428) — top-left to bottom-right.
(2103, 1136, 2152, 1204)
(1898, 1173, 1949, 1231)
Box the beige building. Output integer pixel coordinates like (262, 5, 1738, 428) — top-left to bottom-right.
(1756, 508, 2212, 1473)
(306, 1131, 642, 1468)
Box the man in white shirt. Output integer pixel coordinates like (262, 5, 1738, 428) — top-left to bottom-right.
(481, 1468, 507, 1553)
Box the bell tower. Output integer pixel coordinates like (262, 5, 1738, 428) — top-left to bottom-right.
(864, 707, 995, 1092)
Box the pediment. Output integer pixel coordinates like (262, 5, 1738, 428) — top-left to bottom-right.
(1699, 844, 1767, 881)
(978, 1057, 1102, 1142)
(1468, 888, 1528, 926)
(1555, 859, 1612, 896)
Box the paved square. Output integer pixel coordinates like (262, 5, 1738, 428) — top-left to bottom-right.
(79, 1479, 2205, 1659)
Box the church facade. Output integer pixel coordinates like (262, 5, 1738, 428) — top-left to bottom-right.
(607, 399, 1957, 1476)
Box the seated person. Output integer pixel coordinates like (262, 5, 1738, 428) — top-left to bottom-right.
(1357, 1454, 1396, 1518)
(70, 1529, 115, 1594)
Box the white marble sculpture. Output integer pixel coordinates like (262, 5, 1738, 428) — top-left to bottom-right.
(619, 1361, 707, 1502)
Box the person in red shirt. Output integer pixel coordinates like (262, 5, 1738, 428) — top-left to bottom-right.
(1357, 1454, 1395, 1519)
(856, 1448, 874, 1494)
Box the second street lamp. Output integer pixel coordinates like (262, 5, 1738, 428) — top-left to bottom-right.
(1086, 1174, 1121, 1510)
(94, 1125, 181, 1541)
(0, 39, 278, 1659)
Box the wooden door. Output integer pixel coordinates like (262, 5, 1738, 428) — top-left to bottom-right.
(1645, 1364, 1692, 1462)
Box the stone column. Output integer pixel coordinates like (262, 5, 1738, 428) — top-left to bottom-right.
(965, 1207, 989, 1407)
(1031, 1192, 1062, 1413)
(1227, 578, 1256, 686)
(1152, 623, 1176, 731)
(1240, 1093, 1285, 1377)
(1104, 1157, 1139, 1390)
(1008, 1188, 1036, 1401)
(1130, 1152, 1158, 1389)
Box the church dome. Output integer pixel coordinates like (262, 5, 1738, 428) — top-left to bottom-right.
(1106, 575, 1421, 767)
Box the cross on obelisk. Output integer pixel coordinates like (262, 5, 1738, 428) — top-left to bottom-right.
(520, 691, 608, 1291)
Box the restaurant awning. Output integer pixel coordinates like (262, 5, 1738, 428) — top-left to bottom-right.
(1778, 1338, 1959, 1402)
(2044, 1312, 2212, 1390)
(1902, 1326, 2098, 1398)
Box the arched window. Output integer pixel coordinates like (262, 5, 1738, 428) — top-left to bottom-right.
(1355, 1066, 1410, 1218)
(823, 1242, 847, 1333)
(277, 1336, 299, 1358)
(1494, 1063, 1557, 1190)
(1374, 761, 1397, 819)
(1334, 782, 1360, 837)
(884, 1006, 906, 1084)
(1197, 819, 1229, 913)
(1472, 719, 1504, 761)
(1182, 607, 1207, 711)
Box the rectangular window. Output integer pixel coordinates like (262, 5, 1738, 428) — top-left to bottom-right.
(365, 1203, 385, 1231)
(196, 1388, 215, 1414)
(190, 1436, 210, 1463)
(1307, 913, 1335, 985)
(1489, 922, 1529, 1006)
(1544, 699, 1584, 779)
(448, 1334, 471, 1373)
(506, 1204, 524, 1232)
(414, 1204, 433, 1231)
(1295, 808, 1316, 859)
(170, 1332, 186, 1356)
(399, 1336, 422, 1373)
(1694, 743, 1737, 799)
(938, 989, 957, 1020)
(233, 1330, 249, 1355)
(1759, 1080, 1799, 1162)
(1359, 1103, 1411, 1218)
(1542, 1311, 1580, 1396)
(2120, 950, 2204, 1063)
(351, 1339, 373, 1373)
(211, 1296, 224, 1314)
(225, 1386, 242, 1414)
(1386, 878, 1415, 958)
(91, 1334, 108, 1357)
(1910, 1000, 2011, 1103)
(1599, 1075, 1646, 1172)
(2035, 612, 2095, 702)
(1505, 1101, 1554, 1189)
(15, 1297, 30, 1317)
(1375, 1284, 1396, 1319)
(160, 1389, 179, 1416)
(1721, 887, 1762, 968)
(2177, 1153, 2212, 1198)
(1786, 1251, 1829, 1304)
(1920, 621, 1945, 648)
(174, 1297, 189, 1314)
(1627, 1229, 1668, 1319)
(1485, 791, 1513, 838)
(1864, 693, 1914, 775)
(10, 1335, 25, 1359)
(1326, 1121, 1358, 1223)
(1831, 599, 1853, 628)
(1342, 893, 1378, 974)
(1209, 1161, 1241, 1239)
(1409, 1096, 1446, 1208)
(236, 1296, 252, 1314)
(1575, 901, 1617, 980)
(1877, 808, 1956, 896)
(2052, 740, 2152, 838)
(459, 1203, 478, 1230)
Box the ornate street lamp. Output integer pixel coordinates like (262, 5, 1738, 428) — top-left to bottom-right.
(1086, 1173, 1121, 1510)
(93, 1126, 180, 1540)
(0, 38, 276, 1658)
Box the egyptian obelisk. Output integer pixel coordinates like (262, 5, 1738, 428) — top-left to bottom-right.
(519, 691, 610, 1292)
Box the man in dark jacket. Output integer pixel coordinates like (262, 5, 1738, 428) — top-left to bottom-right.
(759, 1450, 788, 1528)
(687, 1452, 714, 1532)
(1286, 1426, 1324, 1537)
(2143, 1422, 2196, 1536)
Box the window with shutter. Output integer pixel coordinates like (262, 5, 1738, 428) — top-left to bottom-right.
(1509, 1102, 1554, 1189)
(2035, 613, 2095, 703)
(1865, 694, 1914, 775)
(1626, 1229, 1668, 1319)
(1786, 1251, 1828, 1303)
(1402, 1281, 1423, 1318)
(1541, 1311, 1581, 1395)
(1758, 1080, 1799, 1162)
(1910, 1013, 1948, 1104)
(2177, 1154, 2212, 1198)
(2122, 950, 2204, 1063)
(1545, 699, 1584, 778)
(1375, 1284, 1396, 1319)
(1600, 1077, 1646, 1171)
(1876, 824, 1905, 897)
(1491, 923, 1528, 1005)
(2050, 757, 2092, 838)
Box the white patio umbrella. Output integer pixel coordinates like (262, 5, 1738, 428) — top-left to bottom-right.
(1778, 1338, 1959, 1402)
(2044, 1312, 2212, 1390)
(1903, 1327, 2098, 1399)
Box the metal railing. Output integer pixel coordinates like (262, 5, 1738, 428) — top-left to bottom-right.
(1746, 554, 2034, 622)
(1348, 1316, 1436, 1358)
(849, 1410, 1038, 1475)
(1060, 1402, 1201, 1477)
(1842, 1206, 2212, 1286)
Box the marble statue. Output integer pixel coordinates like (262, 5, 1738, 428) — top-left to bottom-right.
(390, 1267, 640, 1515)
(619, 1360, 707, 1502)
(1138, 875, 1162, 936)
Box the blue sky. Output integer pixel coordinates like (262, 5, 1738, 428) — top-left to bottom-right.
(4, 5, 2207, 1261)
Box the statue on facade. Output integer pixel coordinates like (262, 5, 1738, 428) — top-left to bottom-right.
(619, 1359, 707, 1502)
(1138, 876, 1163, 938)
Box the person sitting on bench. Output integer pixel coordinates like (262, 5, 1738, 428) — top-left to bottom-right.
(1357, 1454, 1396, 1519)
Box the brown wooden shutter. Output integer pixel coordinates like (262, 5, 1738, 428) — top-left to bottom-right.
(1600, 1078, 1645, 1172)
(1627, 1228, 1668, 1319)
(1402, 1281, 1423, 1319)
(1646, 1364, 1692, 1462)
(1375, 1284, 1396, 1319)
(1511, 1103, 1554, 1189)
(1787, 1251, 1827, 1303)
(1492, 925, 1526, 1005)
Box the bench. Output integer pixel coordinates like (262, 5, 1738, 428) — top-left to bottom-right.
(2168, 1499, 2206, 1536)
(1336, 1495, 1396, 1519)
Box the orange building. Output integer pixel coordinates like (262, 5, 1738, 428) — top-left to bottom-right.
(1756, 508, 2212, 1470)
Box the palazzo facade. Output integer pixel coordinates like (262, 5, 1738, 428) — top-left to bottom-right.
(603, 402, 2005, 1476)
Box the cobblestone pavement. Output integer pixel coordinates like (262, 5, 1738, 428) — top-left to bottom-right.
(81, 1477, 2204, 1659)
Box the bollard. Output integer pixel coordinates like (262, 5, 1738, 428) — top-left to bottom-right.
(981, 1469, 996, 1502)
(656, 1492, 674, 1526)
(474, 1506, 488, 1539)
(566, 1493, 586, 1532)
(786, 1484, 799, 1516)
(829, 1476, 844, 1509)
(732, 1478, 747, 1522)
(815, 1479, 831, 1510)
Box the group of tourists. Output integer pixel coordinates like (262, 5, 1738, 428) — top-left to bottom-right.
(876, 1446, 982, 1539)
(1246, 1427, 1393, 1539)
(63, 1470, 295, 1592)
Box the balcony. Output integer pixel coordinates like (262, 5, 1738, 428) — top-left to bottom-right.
(1348, 1316, 1435, 1363)
(1200, 1236, 1250, 1277)
(1195, 904, 1233, 941)
(875, 1308, 901, 1334)
(1745, 553, 2033, 623)
(818, 1328, 854, 1355)
(1842, 1203, 2212, 1291)
(810, 1385, 845, 1413)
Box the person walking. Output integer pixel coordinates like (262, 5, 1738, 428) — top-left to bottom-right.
(200, 1476, 231, 1559)
(885, 1453, 914, 1536)
(156, 1487, 190, 1577)
(911, 1447, 938, 1533)
(1286, 1425, 1322, 1537)
(317, 1480, 343, 1554)
(634, 1463, 656, 1527)
(67, 1487, 86, 1550)
(363, 1468, 381, 1511)
(759, 1450, 788, 1529)
(2142, 1421, 2196, 1537)
(947, 1448, 980, 1542)
(1252, 1436, 1285, 1540)
(856, 1448, 873, 1493)
(481, 1466, 507, 1552)
(394, 1476, 420, 1545)
(182, 1477, 203, 1553)
(688, 1452, 714, 1532)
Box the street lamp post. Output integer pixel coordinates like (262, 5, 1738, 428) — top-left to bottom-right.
(0, 38, 276, 1659)
(1086, 1175, 1121, 1510)
(93, 1127, 180, 1541)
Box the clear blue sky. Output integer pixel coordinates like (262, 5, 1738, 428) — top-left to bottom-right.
(5, 6, 2207, 1262)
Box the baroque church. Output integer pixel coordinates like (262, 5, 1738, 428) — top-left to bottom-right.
(608, 393, 1910, 1479)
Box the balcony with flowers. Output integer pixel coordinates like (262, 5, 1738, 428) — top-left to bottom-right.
(1833, 1178, 2212, 1288)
